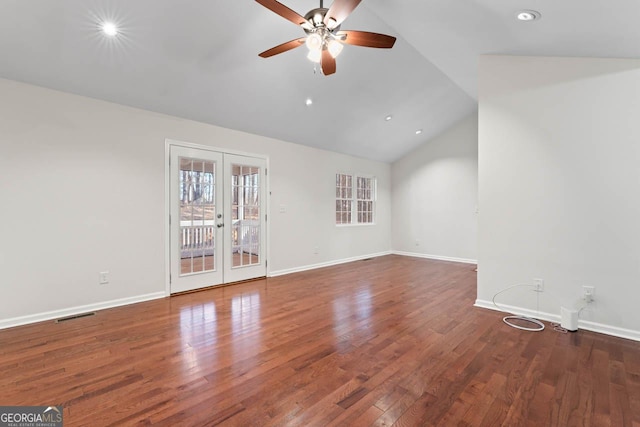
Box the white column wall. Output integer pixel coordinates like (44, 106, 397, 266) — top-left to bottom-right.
(477, 55, 640, 340)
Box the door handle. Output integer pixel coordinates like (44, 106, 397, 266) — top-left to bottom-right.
(217, 223, 224, 228)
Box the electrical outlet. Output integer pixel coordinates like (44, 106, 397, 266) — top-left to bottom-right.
(99, 271, 109, 285)
(583, 286, 595, 303)
(313, 246, 319, 254)
(415, 239, 420, 246)
(533, 278, 544, 292)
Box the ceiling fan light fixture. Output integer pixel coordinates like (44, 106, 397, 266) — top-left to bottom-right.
(327, 39, 344, 58)
(326, 17, 338, 30)
(307, 49, 322, 63)
(306, 33, 323, 51)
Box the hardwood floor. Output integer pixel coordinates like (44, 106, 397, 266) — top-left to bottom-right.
(1, 255, 639, 426)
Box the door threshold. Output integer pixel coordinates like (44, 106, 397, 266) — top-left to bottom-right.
(171, 276, 267, 296)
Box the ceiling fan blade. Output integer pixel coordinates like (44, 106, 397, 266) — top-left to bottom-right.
(259, 38, 305, 58)
(324, 0, 362, 28)
(321, 50, 336, 76)
(337, 30, 396, 48)
(255, 0, 310, 27)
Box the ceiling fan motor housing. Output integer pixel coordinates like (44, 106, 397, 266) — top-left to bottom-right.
(303, 8, 341, 32)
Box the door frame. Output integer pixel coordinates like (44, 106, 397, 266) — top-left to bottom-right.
(164, 139, 270, 296)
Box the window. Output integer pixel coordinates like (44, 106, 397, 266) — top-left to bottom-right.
(356, 176, 375, 223)
(336, 174, 353, 224)
(335, 173, 376, 225)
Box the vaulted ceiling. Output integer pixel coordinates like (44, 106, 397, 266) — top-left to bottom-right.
(1, 1, 638, 162)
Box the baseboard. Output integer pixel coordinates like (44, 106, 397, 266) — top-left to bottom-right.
(474, 299, 640, 342)
(268, 251, 393, 277)
(0, 292, 166, 330)
(393, 250, 477, 265)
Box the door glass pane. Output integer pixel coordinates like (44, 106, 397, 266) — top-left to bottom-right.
(179, 157, 216, 275)
(231, 164, 261, 268)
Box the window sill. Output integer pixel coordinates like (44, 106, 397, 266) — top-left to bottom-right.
(336, 222, 376, 227)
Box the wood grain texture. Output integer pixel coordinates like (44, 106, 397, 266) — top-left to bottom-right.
(1, 255, 639, 426)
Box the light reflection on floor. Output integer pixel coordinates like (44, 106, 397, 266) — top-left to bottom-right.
(179, 301, 218, 371)
(230, 292, 262, 362)
(332, 286, 372, 336)
(177, 285, 263, 374)
(174, 280, 375, 382)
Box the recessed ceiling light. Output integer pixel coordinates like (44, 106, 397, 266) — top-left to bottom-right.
(516, 10, 541, 21)
(415, 129, 423, 135)
(101, 21, 118, 36)
(385, 115, 392, 121)
(305, 98, 313, 106)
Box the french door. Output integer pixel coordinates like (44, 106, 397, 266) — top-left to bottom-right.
(169, 145, 266, 294)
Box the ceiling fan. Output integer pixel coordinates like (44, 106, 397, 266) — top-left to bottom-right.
(256, 0, 396, 76)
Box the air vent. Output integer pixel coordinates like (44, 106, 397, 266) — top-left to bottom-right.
(55, 312, 96, 323)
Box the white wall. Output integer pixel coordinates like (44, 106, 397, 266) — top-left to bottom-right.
(477, 55, 640, 340)
(0, 78, 391, 326)
(391, 113, 478, 263)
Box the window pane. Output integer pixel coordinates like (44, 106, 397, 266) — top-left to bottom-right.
(179, 157, 216, 275)
(356, 177, 375, 224)
(335, 173, 353, 224)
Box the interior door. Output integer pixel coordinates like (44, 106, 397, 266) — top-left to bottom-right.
(170, 146, 267, 293)
(223, 154, 267, 283)
(170, 146, 224, 293)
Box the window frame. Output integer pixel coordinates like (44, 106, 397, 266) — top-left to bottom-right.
(335, 172, 377, 226)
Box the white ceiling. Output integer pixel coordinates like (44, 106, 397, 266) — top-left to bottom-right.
(1, 0, 638, 163)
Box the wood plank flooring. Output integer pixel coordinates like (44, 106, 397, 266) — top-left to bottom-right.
(1, 255, 639, 426)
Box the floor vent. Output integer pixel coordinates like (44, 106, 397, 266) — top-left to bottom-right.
(55, 312, 96, 323)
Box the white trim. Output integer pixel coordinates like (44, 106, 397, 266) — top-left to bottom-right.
(392, 250, 477, 265)
(164, 141, 171, 296)
(474, 299, 640, 342)
(0, 292, 166, 331)
(165, 138, 268, 160)
(268, 251, 392, 277)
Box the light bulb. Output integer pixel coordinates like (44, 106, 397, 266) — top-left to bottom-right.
(305, 33, 323, 51)
(327, 39, 343, 58)
(101, 22, 118, 36)
(307, 49, 321, 63)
